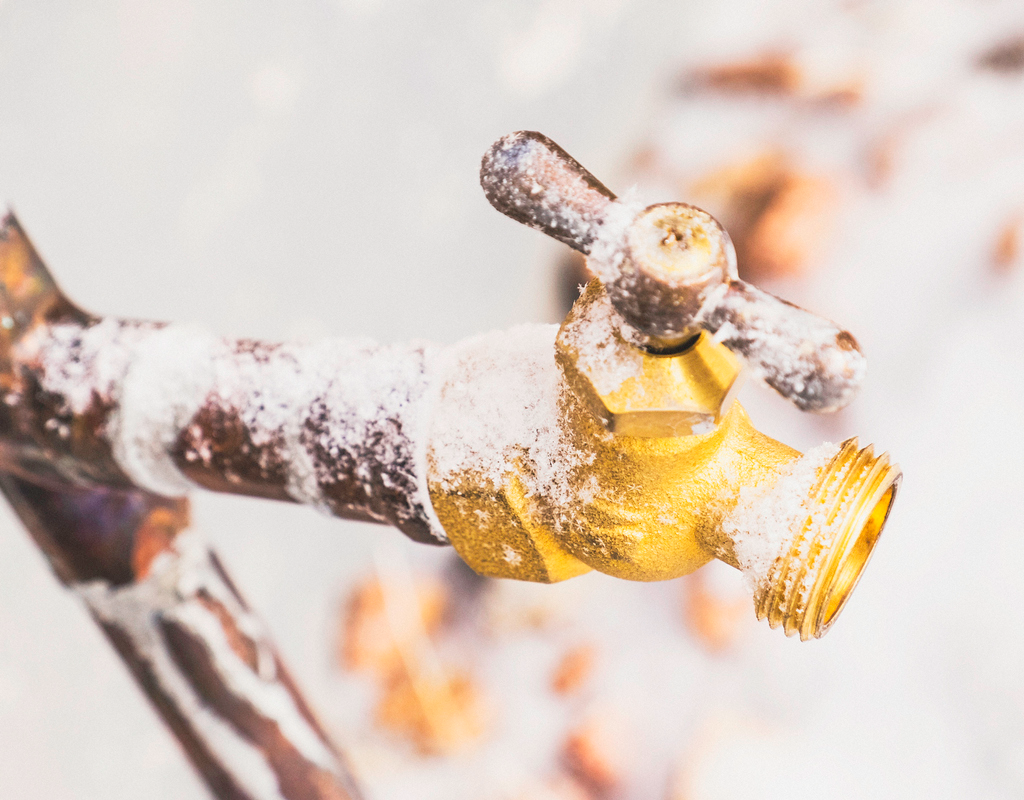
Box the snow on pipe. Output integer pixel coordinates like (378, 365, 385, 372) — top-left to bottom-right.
(480, 130, 865, 413)
(0, 212, 444, 545)
(0, 215, 369, 800)
(0, 472, 363, 800)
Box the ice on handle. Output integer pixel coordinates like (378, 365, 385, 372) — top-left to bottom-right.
(480, 131, 617, 254)
(697, 281, 866, 413)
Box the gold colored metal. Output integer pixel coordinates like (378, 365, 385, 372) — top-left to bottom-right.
(430, 458, 593, 584)
(555, 282, 744, 437)
(625, 203, 729, 280)
(428, 281, 901, 639)
(552, 398, 801, 582)
(755, 438, 900, 640)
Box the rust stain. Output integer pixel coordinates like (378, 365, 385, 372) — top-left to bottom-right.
(131, 504, 189, 580)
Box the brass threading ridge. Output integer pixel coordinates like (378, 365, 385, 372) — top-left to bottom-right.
(755, 447, 844, 637)
(785, 441, 868, 631)
(755, 439, 901, 641)
(808, 451, 899, 637)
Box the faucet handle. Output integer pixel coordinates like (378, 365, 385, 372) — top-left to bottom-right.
(696, 280, 864, 413)
(480, 131, 617, 253)
(480, 131, 865, 414)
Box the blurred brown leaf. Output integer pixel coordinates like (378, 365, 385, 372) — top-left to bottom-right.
(681, 572, 748, 654)
(690, 153, 837, 280)
(339, 578, 447, 676)
(376, 668, 487, 757)
(745, 172, 836, 279)
(339, 575, 488, 756)
(686, 54, 801, 96)
(551, 644, 596, 697)
(683, 53, 862, 107)
(994, 213, 1022, 273)
(978, 36, 1024, 74)
(562, 720, 622, 796)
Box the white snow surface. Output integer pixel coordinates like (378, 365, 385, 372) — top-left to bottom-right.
(586, 188, 647, 284)
(557, 287, 645, 395)
(116, 325, 224, 495)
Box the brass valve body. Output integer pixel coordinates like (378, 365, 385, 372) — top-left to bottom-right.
(555, 281, 744, 438)
(427, 283, 900, 640)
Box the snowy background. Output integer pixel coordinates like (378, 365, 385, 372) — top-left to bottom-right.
(2, 1, 1024, 798)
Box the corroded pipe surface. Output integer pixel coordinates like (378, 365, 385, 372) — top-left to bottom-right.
(480, 130, 617, 253)
(0, 213, 444, 545)
(0, 473, 363, 800)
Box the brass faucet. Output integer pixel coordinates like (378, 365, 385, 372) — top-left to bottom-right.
(429, 132, 900, 640)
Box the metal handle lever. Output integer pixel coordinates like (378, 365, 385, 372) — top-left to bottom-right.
(480, 131, 865, 413)
(480, 131, 617, 253)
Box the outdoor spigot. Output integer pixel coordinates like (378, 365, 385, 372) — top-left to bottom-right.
(426, 132, 902, 640)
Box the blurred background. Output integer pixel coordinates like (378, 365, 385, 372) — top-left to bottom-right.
(2, 0, 1024, 797)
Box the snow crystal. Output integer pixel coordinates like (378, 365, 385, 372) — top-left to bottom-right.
(557, 287, 644, 395)
(721, 442, 839, 590)
(428, 323, 584, 509)
(502, 544, 523, 565)
(586, 189, 647, 283)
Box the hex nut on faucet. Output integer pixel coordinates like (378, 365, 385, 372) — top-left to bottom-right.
(429, 130, 904, 641)
(555, 281, 745, 438)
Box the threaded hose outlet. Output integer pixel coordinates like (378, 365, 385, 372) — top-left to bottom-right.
(754, 438, 901, 641)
